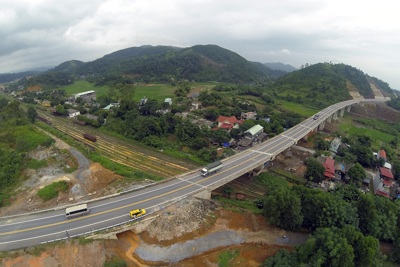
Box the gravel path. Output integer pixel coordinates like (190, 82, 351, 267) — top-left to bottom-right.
(69, 147, 91, 184)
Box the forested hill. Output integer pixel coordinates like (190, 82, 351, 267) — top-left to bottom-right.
(272, 63, 394, 109)
(34, 45, 279, 86)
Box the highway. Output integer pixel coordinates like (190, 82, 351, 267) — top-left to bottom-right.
(0, 98, 385, 251)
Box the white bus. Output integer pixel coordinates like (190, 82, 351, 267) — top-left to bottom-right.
(65, 204, 89, 219)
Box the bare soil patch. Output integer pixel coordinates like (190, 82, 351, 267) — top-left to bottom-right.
(1, 198, 305, 267)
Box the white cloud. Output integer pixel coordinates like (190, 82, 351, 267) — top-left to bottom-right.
(0, 0, 400, 89)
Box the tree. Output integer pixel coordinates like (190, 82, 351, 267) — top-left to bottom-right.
(347, 163, 366, 186)
(27, 106, 37, 123)
(356, 194, 380, 237)
(351, 144, 374, 167)
(297, 227, 355, 267)
(315, 137, 330, 151)
(264, 188, 303, 231)
(55, 104, 67, 116)
(304, 157, 324, 183)
(209, 129, 230, 144)
(339, 225, 381, 267)
(263, 249, 297, 267)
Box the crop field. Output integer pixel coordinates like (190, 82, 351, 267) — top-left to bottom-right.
(278, 100, 318, 117)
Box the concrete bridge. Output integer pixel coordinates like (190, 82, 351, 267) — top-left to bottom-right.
(0, 98, 388, 251)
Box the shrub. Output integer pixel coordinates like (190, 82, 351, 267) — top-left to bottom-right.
(37, 181, 68, 201)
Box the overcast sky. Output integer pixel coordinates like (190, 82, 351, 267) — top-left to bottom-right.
(1, 0, 399, 89)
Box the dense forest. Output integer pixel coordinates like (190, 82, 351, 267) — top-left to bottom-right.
(260, 171, 400, 267)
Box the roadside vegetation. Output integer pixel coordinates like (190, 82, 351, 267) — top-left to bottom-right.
(0, 97, 55, 206)
(37, 181, 69, 201)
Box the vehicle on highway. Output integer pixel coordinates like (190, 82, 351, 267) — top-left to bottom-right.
(200, 160, 223, 176)
(129, 208, 146, 218)
(65, 204, 89, 219)
(313, 114, 320, 120)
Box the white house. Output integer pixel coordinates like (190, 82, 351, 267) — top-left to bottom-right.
(164, 98, 172, 105)
(68, 108, 80, 118)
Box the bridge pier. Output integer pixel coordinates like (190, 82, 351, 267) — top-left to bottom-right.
(333, 111, 338, 120)
(318, 121, 325, 130)
(340, 108, 345, 118)
(194, 189, 211, 200)
(347, 106, 351, 112)
(327, 115, 332, 123)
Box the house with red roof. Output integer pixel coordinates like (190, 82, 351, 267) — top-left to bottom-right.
(373, 167, 395, 199)
(216, 116, 242, 131)
(323, 158, 335, 179)
(377, 149, 387, 162)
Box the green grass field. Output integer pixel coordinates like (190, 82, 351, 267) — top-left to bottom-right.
(338, 117, 395, 149)
(61, 80, 109, 97)
(61, 80, 217, 102)
(278, 100, 319, 117)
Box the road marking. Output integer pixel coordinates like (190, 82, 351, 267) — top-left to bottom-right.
(248, 150, 272, 156)
(177, 178, 207, 189)
(280, 135, 297, 141)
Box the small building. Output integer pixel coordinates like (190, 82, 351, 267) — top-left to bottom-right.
(74, 90, 96, 102)
(103, 103, 119, 111)
(330, 137, 341, 154)
(68, 108, 80, 118)
(244, 124, 264, 140)
(164, 98, 172, 105)
(139, 97, 148, 106)
(373, 167, 395, 199)
(41, 100, 51, 107)
(216, 116, 242, 131)
(84, 114, 98, 121)
(323, 158, 335, 179)
(384, 162, 392, 170)
(377, 149, 387, 162)
(241, 111, 257, 120)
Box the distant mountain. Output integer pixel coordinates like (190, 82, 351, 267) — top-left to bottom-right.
(33, 45, 274, 86)
(52, 60, 85, 72)
(0, 66, 53, 84)
(0, 71, 39, 83)
(264, 62, 297, 73)
(272, 62, 394, 109)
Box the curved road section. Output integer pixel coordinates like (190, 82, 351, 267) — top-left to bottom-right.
(0, 98, 386, 251)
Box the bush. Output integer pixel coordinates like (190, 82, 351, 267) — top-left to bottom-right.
(103, 256, 127, 267)
(37, 181, 68, 201)
(27, 159, 47, 170)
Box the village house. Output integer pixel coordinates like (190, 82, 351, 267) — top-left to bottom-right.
(373, 166, 395, 199)
(241, 111, 257, 120)
(103, 103, 120, 111)
(74, 90, 96, 103)
(323, 157, 335, 179)
(67, 108, 80, 118)
(237, 124, 265, 149)
(216, 116, 242, 131)
(41, 100, 51, 107)
(377, 149, 387, 162)
(164, 98, 172, 106)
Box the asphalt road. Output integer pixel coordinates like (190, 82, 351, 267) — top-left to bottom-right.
(0, 98, 385, 251)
